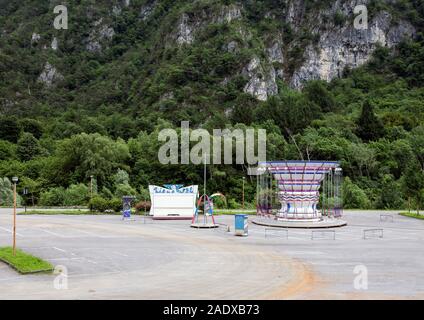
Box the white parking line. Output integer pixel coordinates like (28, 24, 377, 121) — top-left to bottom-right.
(74, 229, 114, 238)
(39, 228, 64, 237)
(0, 226, 23, 237)
(113, 252, 129, 257)
(49, 257, 83, 262)
(84, 258, 98, 264)
(53, 247, 67, 253)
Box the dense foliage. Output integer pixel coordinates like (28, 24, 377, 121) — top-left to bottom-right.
(0, 1, 423, 211)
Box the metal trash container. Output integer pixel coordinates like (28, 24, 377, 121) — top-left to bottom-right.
(235, 214, 248, 236)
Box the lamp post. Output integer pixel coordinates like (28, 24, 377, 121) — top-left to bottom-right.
(242, 177, 245, 210)
(90, 175, 94, 212)
(23, 187, 28, 213)
(11, 177, 18, 256)
(90, 176, 94, 197)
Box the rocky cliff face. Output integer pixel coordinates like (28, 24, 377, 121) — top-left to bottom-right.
(38, 62, 64, 88)
(243, 57, 278, 101)
(85, 18, 115, 53)
(289, 0, 416, 88)
(170, 0, 415, 98)
(1, 0, 419, 106)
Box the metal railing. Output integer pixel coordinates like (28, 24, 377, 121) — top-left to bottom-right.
(264, 228, 289, 239)
(363, 228, 384, 239)
(380, 214, 394, 222)
(311, 230, 336, 240)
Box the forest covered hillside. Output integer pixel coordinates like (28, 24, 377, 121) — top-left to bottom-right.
(0, 0, 423, 210)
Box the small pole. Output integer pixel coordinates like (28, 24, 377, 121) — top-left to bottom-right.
(90, 175, 93, 198)
(203, 154, 207, 196)
(24, 188, 27, 213)
(12, 177, 18, 256)
(242, 177, 245, 210)
(90, 175, 93, 211)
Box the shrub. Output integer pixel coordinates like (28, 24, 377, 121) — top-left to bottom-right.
(342, 177, 371, 209)
(89, 196, 109, 212)
(114, 183, 138, 199)
(39, 184, 90, 207)
(212, 196, 227, 209)
(64, 184, 89, 206)
(39, 187, 67, 206)
(135, 201, 151, 214)
(108, 198, 123, 212)
(89, 196, 122, 213)
(227, 198, 241, 209)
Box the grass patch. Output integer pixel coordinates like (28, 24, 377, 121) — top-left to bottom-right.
(399, 212, 424, 220)
(19, 210, 119, 215)
(0, 247, 53, 274)
(214, 210, 256, 215)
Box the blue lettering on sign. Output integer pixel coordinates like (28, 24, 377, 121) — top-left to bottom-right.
(154, 185, 194, 194)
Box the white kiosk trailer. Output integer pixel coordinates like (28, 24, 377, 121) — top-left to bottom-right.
(149, 184, 198, 220)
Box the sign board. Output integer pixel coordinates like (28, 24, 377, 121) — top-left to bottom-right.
(149, 185, 198, 220)
(122, 196, 136, 220)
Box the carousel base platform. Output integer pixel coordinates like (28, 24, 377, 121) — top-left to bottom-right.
(252, 217, 347, 229)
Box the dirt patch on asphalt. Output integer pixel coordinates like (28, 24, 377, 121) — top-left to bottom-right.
(260, 258, 319, 299)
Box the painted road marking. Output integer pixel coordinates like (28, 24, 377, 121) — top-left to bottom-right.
(49, 257, 83, 262)
(113, 252, 129, 257)
(39, 228, 64, 237)
(0, 227, 23, 237)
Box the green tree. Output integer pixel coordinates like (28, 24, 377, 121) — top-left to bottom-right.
(303, 80, 337, 112)
(356, 100, 385, 142)
(402, 160, 424, 213)
(0, 140, 17, 161)
(17, 133, 42, 161)
(52, 133, 130, 187)
(0, 117, 21, 143)
(19, 119, 43, 139)
(342, 177, 371, 209)
(115, 183, 138, 199)
(114, 169, 130, 186)
(409, 126, 424, 169)
(64, 184, 90, 206)
(39, 187, 67, 206)
(0, 177, 14, 206)
(377, 175, 404, 209)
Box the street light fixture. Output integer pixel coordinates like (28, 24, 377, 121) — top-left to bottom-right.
(11, 177, 18, 256)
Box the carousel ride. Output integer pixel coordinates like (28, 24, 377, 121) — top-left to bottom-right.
(254, 161, 346, 228)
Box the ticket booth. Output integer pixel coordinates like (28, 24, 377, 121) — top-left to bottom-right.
(149, 185, 198, 220)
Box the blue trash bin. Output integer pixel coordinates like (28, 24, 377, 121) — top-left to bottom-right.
(235, 214, 248, 236)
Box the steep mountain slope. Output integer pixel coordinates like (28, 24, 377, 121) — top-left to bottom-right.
(0, 1, 422, 121)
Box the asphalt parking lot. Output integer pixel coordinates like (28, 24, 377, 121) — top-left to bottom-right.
(0, 209, 423, 299)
